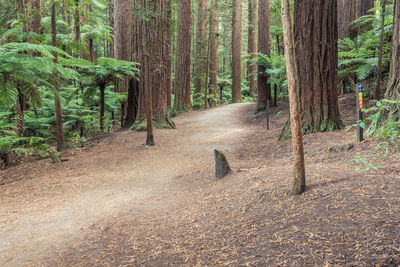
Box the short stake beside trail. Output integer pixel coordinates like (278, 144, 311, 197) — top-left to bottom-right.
(266, 99, 270, 130)
(357, 84, 364, 142)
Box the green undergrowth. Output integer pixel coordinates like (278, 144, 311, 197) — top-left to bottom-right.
(130, 117, 176, 132)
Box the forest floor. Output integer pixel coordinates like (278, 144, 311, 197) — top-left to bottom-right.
(0, 93, 400, 266)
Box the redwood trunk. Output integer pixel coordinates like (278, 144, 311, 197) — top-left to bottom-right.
(193, 0, 209, 104)
(173, 0, 192, 112)
(375, 0, 386, 100)
(248, 0, 258, 98)
(257, 0, 271, 110)
(231, 0, 242, 103)
(51, 2, 64, 151)
(294, 0, 342, 135)
(209, 0, 218, 99)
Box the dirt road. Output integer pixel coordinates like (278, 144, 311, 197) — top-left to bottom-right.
(0, 103, 254, 266)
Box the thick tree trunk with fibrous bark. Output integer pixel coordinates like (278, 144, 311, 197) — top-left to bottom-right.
(51, 1, 64, 151)
(281, 0, 306, 195)
(114, 0, 132, 126)
(173, 0, 192, 112)
(248, 0, 258, 98)
(132, 0, 174, 131)
(280, 0, 342, 140)
(257, 0, 271, 110)
(232, 0, 242, 103)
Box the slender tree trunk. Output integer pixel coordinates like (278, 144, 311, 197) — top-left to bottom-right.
(15, 86, 25, 137)
(51, 1, 64, 151)
(99, 82, 105, 131)
(142, 1, 154, 146)
(231, 0, 242, 103)
(109, 0, 114, 58)
(375, 0, 386, 100)
(209, 0, 218, 99)
(74, 0, 81, 57)
(248, 0, 258, 98)
(174, 0, 192, 112)
(281, 0, 306, 195)
(257, 0, 271, 110)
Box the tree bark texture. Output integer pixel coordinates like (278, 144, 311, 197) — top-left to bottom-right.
(375, 0, 386, 100)
(132, 0, 174, 129)
(293, 0, 342, 135)
(193, 0, 209, 104)
(232, 0, 242, 103)
(281, 0, 306, 195)
(338, 0, 375, 39)
(51, 2, 64, 151)
(257, 0, 271, 110)
(209, 0, 218, 99)
(247, 0, 258, 98)
(109, 0, 114, 58)
(173, 0, 192, 112)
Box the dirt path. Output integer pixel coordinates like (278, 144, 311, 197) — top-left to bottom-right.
(0, 103, 254, 266)
(1, 97, 400, 266)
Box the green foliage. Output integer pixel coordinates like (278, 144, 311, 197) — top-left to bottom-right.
(338, 4, 394, 93)
(347, 99, 400, 170)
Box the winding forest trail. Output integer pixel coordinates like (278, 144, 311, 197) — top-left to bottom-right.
(0, 103, 254, 266)
(1, 97, 400, 266)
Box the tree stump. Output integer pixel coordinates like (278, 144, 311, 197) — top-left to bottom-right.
(214, 149, 231, 179)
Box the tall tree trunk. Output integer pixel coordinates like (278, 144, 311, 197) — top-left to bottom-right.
(257, 0, 271, 110)
(248, 0, 258, 98)
(51, 1, 64, 151)
(173, 0, 192, 112)
(115, 0, 132, 125)
(286, 0, 342, 138)
(134, 0, 174, 129)
(375, 0, 386, 100)
(209, 0, 218, 99)
(193, 0, 209, 104)
(109, 0, 114, 58)
(281, 0, 306, 195)
(29, 0, 41, 34)
(231, 0, 242, 103)
(360, 0, 375, 16)
(338, 0, 375, 39)
(337, 0, 359, 39)
(142, 1, 154, 146)
(165, 0, 172, 108)
(74, 0, 81, 57)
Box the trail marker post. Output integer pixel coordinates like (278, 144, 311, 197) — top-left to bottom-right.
(266, 99, 270, 130)
(357, 84, 364, 142)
